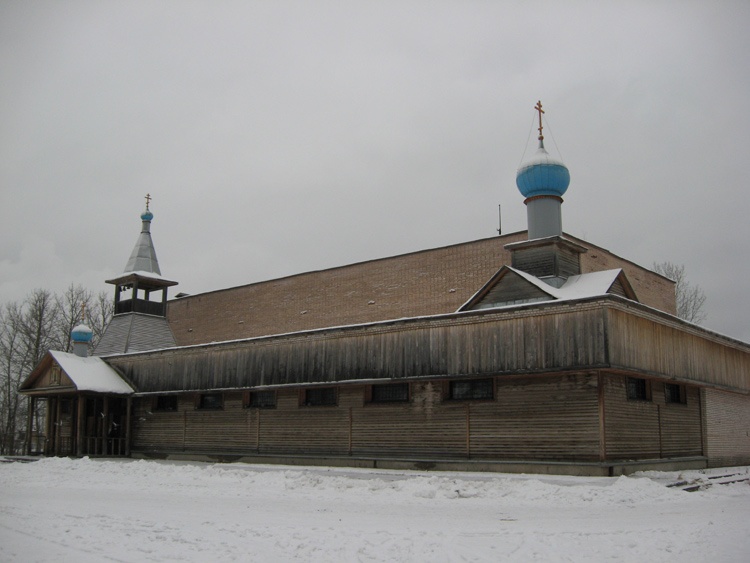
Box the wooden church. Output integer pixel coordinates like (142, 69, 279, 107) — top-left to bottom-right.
(20, 106, 750, 475)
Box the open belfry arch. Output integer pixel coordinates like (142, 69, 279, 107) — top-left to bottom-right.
(19, 105, 750, 473)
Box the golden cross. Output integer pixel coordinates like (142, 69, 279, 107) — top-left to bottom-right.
(145, 193, 152, 211)
(81, 302, 86, 323)
(535, 100, 545, 141)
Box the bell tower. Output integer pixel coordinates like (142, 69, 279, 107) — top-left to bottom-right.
(94, 196, 178, 355)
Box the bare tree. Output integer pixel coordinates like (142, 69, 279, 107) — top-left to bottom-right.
(54, 284, 94, 353)
(0, 293, 58, 455)
(653, 261, 707, 324)
(0, 286, 114, 454)
(88, 291, 114, 350)
(0, 304, 27, 454)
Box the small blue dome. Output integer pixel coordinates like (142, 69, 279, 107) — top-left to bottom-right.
(71, 323, 93, 343)
(516, 145, 570, 199)
(141, 209, 154, 221)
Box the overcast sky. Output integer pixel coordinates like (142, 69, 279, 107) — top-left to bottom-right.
(1, 1, 749, 342)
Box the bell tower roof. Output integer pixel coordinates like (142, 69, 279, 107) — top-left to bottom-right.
(122, 193, 162, 276)
(106, 195, 177, 288)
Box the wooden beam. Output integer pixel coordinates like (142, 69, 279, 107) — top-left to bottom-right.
(76, 396, 85, 456)
(25, 397, 34, 456)
(597, 371, 607, 462)
(125, 396, 132, 457)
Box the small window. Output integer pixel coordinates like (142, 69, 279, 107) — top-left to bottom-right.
(197, 393, 223, 410)
(247, 390, 276, 409)
(626, 378, 651, 401)
(155, 395, 178, 412)
(303, 387, 337, 407)
(370, 383, 409, 403)
(449, 379, 494, 401)
(664, 383, 686, 404)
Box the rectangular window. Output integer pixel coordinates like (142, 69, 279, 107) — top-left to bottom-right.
(626, 377, 651, 401)
(449, 379, 494, 401)
(247, 390, 276, 409)
(303, 387, 337, 407)
(664, 383, 686, 404)
(155, 395, 178, 412)
(197, 393, 223, 410)
(370, 383, 409, 403)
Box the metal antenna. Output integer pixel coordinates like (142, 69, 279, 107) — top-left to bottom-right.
(497, 204, 502, 235)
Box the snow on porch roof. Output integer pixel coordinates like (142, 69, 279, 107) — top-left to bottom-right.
(50, 350, 134, 394)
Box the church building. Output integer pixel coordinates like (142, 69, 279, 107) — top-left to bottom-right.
(20, 105, 750, 475)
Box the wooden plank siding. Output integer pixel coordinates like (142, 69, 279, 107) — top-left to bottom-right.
(702, 388, 750, 467)
(131, 374, 605, 461)
(469, 374, 600, 460)
(117, 297, 750, 464)
(606, 305, 750, 393)
(109, 302, 610, 393)
(109, 298, 750, 397)
(602, 374, 702, 460)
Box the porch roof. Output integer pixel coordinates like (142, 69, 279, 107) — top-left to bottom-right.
(20, 351, 134, 395)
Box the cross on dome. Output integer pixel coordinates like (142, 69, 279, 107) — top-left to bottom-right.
(535, 100, 545, 142)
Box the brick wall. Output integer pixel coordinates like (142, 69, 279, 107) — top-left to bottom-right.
(166, 232, 675, 346)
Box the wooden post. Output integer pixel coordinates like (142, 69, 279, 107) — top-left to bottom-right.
(76, 396, 85, 456)
(698, 388, 707, 457)
(348, 407, 353, 456)
(25, 397, 35, 456)
(53, 398, 61, 456)
(101, 397, 109, 455)
(256, 410, 261, 453)
(657, 404, 663, 458)
(597, 371, 607, 462)
(46, 398, 54, 456)
(125, 396, 132, 456)
(466, 403, 471, 458)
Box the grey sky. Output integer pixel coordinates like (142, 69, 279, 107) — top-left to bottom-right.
(1, 1, 749, 342)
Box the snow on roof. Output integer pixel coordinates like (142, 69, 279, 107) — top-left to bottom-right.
(558, 269, 623, 299)
(50, 351, 133, 394)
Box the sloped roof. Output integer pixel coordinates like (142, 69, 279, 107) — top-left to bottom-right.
(124, 218, 161, 275)
(94, 313, 176, 356)
(20, 350, 133, 395)
(460, 266, 635, 311)
(165, 233, 674, 347)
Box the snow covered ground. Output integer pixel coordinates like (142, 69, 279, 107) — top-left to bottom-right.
(1, 458, 748, 562)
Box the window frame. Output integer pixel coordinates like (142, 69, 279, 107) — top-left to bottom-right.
(244, 390, 277, 409)
(664, 383, 687, 405)
(446, 378, 495, 402)
(154, 395, 179, 412)
(368, 382, 410, 404)
(626, 377, 652, 402)
(196, 392, 224, 410)
(301, 387, 337, 407)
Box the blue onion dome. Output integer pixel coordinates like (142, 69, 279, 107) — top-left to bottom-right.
(71, 323, 94, 343)
(141, 209, 154, 221)
(516, 143, 570, 199)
